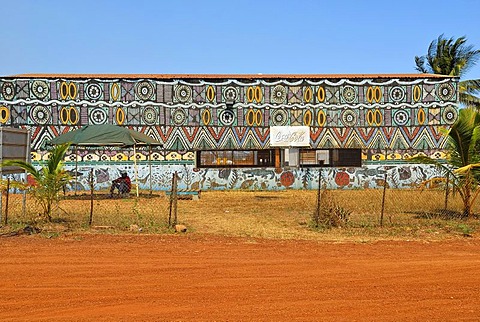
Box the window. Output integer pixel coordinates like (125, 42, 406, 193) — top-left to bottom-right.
(300, 149, 361, 167)
(196, 150, 276, 168)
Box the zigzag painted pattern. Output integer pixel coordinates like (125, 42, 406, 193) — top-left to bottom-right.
(0, 76, 457, 162)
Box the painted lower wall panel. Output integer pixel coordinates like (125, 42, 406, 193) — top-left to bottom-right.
(42, 162, 442, 192)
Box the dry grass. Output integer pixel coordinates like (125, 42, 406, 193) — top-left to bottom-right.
(1, 189, 479, 241)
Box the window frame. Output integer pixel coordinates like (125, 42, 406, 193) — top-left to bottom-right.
(299, 148, 362, 167)
(196, 149, 276, 168)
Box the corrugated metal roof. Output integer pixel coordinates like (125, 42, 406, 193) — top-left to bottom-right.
(4, 73, 454, 79)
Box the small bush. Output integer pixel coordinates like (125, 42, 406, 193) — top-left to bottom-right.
(312, 189, 351, 229)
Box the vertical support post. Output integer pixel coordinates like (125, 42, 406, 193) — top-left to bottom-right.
(134, 145, 139, 197)
(149, 146, 152, 196)
(74, 145, 78, 196)
(0, 177, 3, 225)
(274, 148, 281, 168)
(380, 149, 388, 227)
(88, 169, 94, 226)
(173, 172, 178, 226)
(22, 177, 26, 218)
(444, 172, 450, 211)
(314, 168, 322, 228)
(168, 171, 178, 227)
(4, 178, 10, 226)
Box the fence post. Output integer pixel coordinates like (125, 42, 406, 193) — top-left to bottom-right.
(4, 178, 10, 226)
(444, 172, 450, 211)
(22, 178, 26, 218)
(380, 148, 390, 227)
(314, 168, 322, 228)
(88, 169, 94, 226)
(0, 183, 3, 225)
(168, 172, 178, 227)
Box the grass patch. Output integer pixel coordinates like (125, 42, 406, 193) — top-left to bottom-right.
(1, 189, 479, 241)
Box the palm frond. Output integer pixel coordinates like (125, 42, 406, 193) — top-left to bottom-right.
(454, 163, 480, 175)
(414, 56, 429, 73)
(1, 160, 41, 180)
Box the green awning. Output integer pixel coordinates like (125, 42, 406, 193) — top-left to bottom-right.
(49, 124, 162, 147)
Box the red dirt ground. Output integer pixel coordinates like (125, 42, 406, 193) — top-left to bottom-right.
(1, 234, 480, 321)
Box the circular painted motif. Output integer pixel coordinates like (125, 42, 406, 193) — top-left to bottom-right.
(389, 86, 405, 102)
(341, 85, 356, 103)
(142, 106, 158, 125)
(413, 85, 422, 102)
(271, 109, 288, 126)
(30, 105, 51, 124)
(175, 84, 192, 103)
(110, 83, 121, 101)
(172, 108, 187, 125)
(366, 110, 374, 125)
(219, 109, 235, 126)
(303, 110, 312, 126)
(246, 109, 255, 126)
(366, 87, 374, 103)
(442, 105, 458, 124)
(317, 110, 326, 126)
(60, 106, 69, 124)
(255, 110, 262, 125)
(206, 85, 215, 102)
(85, 83, 103, 100)
(31, 80, 49, 99)
(69, 107, 79, 124)
(374, 110, 383, 125)
(417, 108, 426, 124)
(2, 82, 15, 100)
(254, 86, 263, 103)
(335, 171, 350, 187)
(374, 86, 382, 102)
(393, 109, 409, 126)
(116, 107, 125, 125)
(0, 106, 10, 123)
(437, 83, 455, 101)
(136, 81, 154, 100)
(271, 85, 287, 104)
(246, 87, 255, 102)
(280, 171, 295, 187)
(317, 87, 325, 102)
(303, 86, 313, 103)
(69, 83, 77, 99)
(60, 82, 69, 99)
(202, 109, 211, 125)
(89, 107, 107, 124)
(341, 110, 357, 127)
(223, 86, 238, 102)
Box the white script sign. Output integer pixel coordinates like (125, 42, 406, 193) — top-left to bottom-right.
(270, 126, 310, 147)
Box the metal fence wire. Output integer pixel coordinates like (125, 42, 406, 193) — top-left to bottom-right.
(1, 178, 478, 233)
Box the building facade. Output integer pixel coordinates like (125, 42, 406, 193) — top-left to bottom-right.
(0, 74, 458, 191)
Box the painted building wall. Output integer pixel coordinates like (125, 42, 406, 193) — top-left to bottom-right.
(0, 74, 457, 190)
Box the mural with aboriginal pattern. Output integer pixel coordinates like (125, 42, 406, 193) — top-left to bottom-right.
(0, 74, 458, 191)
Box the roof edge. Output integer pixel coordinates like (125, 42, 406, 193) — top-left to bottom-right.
(2, 73, 456, 80)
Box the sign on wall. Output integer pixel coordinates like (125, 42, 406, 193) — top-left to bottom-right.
(270, 126, 310, 147)
(0, 128, 31, 174)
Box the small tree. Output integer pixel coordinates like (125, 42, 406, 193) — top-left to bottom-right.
(410, 108, 480, 218)
(1, 143, 71, 221)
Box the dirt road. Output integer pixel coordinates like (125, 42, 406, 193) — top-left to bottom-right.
(1, 234, 479, 321)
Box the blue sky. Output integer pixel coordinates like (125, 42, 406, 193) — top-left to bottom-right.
(1, 0, 480, 80)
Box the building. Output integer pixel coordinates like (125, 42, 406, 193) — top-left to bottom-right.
(0, 74, 458, 190)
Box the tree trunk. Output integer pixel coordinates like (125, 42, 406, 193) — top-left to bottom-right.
(463, 173, 472, 219)
(46, 201, 52, 222)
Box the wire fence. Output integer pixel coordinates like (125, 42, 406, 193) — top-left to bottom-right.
(1, 179, 478, 235)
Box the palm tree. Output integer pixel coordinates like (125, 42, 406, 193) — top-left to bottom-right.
(410, 108, 480, 218)
(415, 35, 480, 108)
(1, 143, 71, 221)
